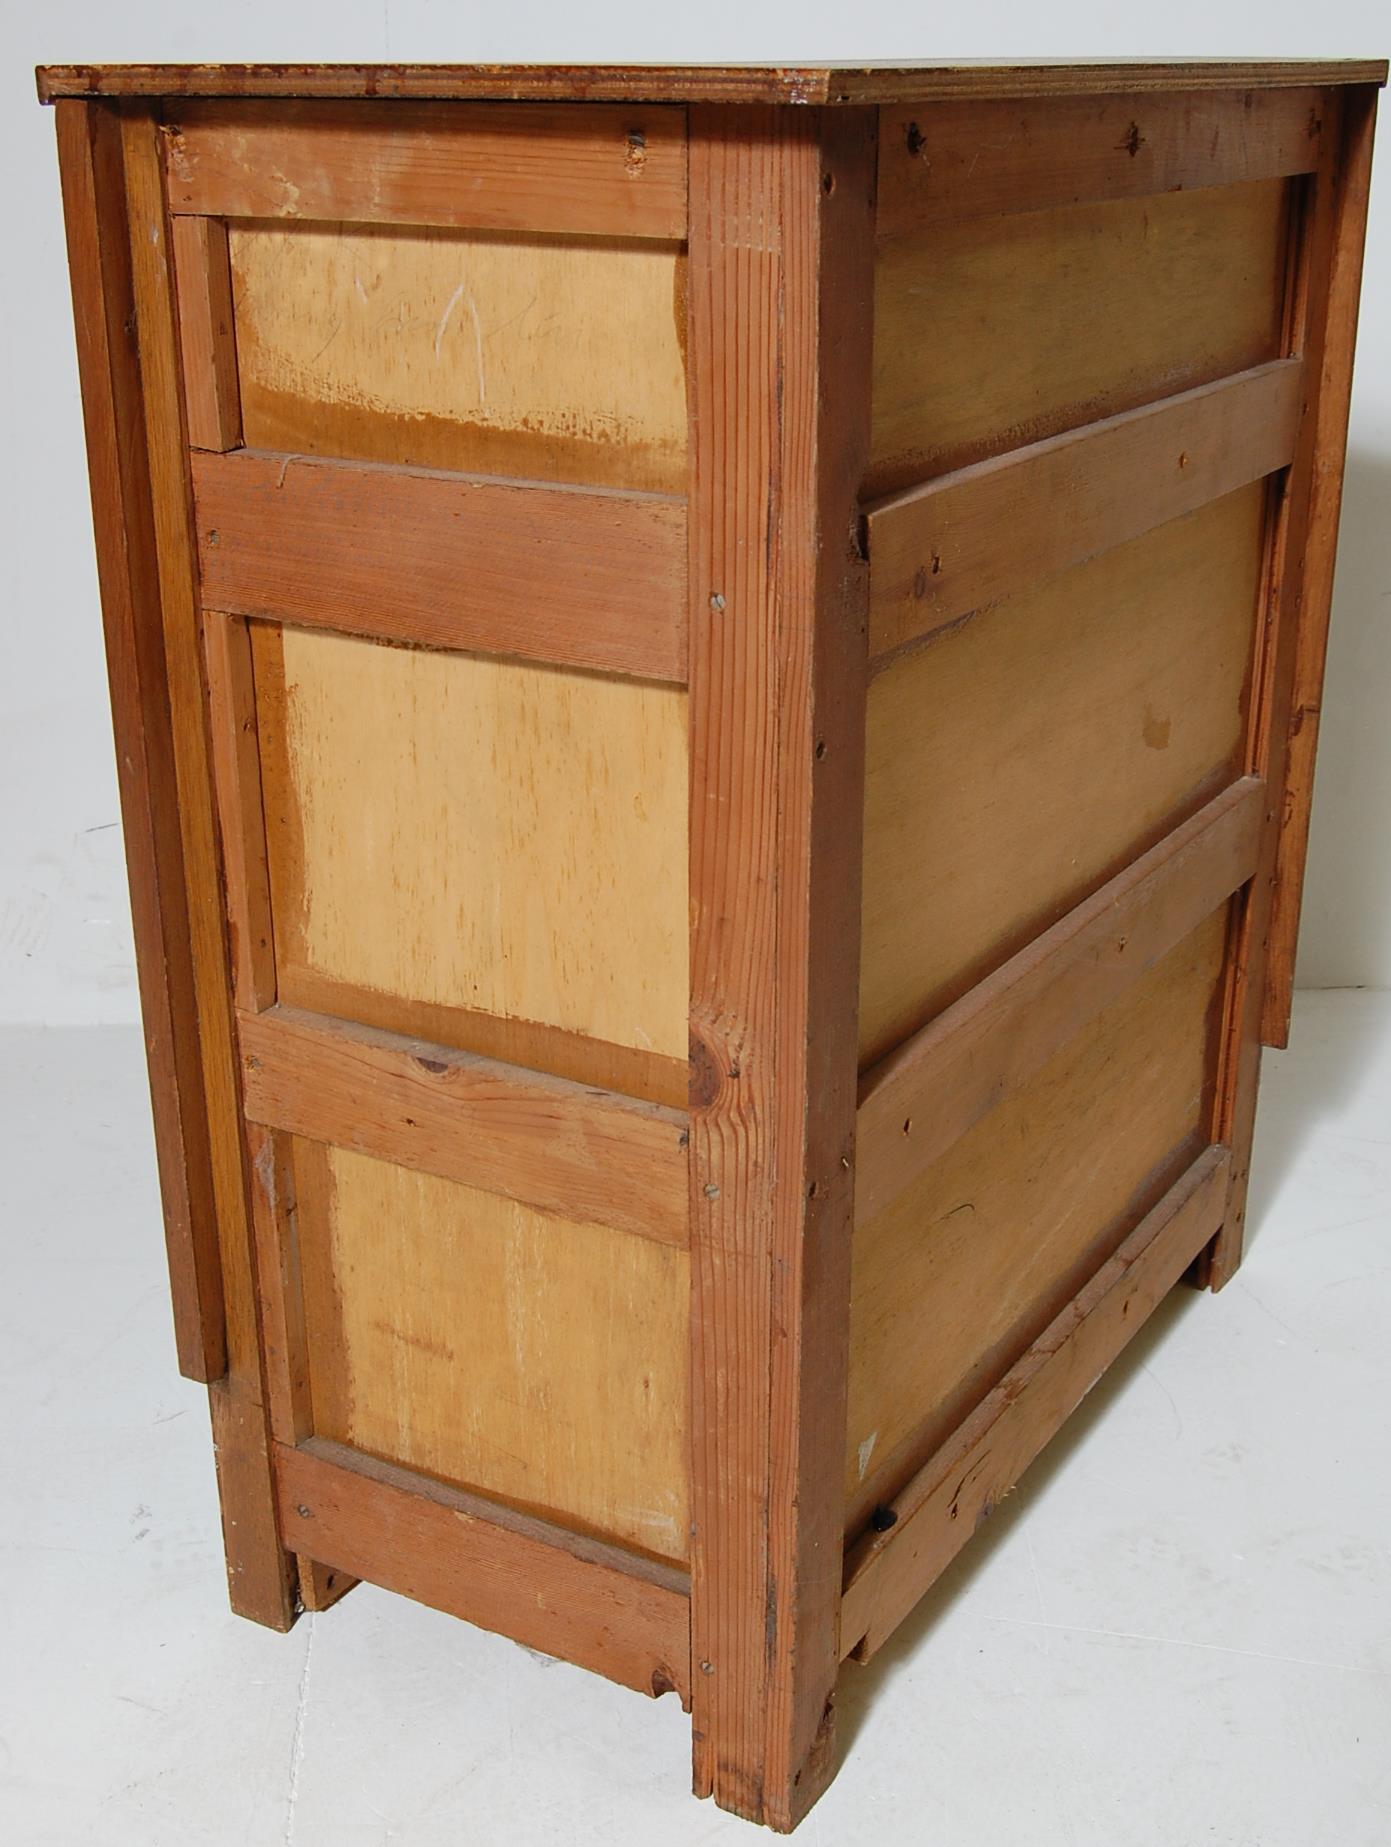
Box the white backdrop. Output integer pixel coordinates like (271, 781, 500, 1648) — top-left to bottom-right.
(3, 0, 1386, 1024)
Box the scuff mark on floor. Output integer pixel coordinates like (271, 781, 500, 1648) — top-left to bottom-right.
(283, 1615, 316, 1847)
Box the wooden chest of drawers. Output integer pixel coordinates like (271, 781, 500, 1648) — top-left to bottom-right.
(40, 56, 1384, 1830)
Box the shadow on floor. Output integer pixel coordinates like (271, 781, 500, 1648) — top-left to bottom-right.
(836, 985, 1389, 1762)
(836, 1281, 1195, 1762)
(1242, 988, 1391, 1251)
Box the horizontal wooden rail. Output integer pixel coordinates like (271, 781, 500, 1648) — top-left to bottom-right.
(866, 359, 1303, 665)
(277, 1439, 691, 1702)
(239, 1005, 690, 1247)
(162, 99, 688, 239)
(840, 1146, 1231, 1660)
(856, 779, 1264, 1224)
(193, 449, 688, 682)
(877, 88, 1324, 236)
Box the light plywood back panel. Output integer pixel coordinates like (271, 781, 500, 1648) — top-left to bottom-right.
(870, 177, 1291, 496)
(230, 221, 688, 491)
(253, 624, 690, 1088)
(846, 907, 1226, 1533)
(860, 484, 1266, 1069)
(294, 1139, 690, 1563)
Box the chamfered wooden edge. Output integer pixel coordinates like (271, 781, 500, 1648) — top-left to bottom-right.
(202, 611, 276, 1010)
(276, 1438, 692, 1704)
(161, 99, 688, 240)
(242, 1119, 358, 1613)
(193, 448, 689, 684)
(239, 1003, 691, 1247)
(866, 359, 1304, 665)
(877, 86, 1326, 235)
(1207, 86, 1377, 1286)
(1263, 85, 1380, 1047)
(52, 98, 227, 1386)
(170, 214, 241, 452)
(840, 1145, 1232, 1659)
(36, 59, 1389, 107)
(856, 779, 1265, 1224)
(277, 959, 691, 1112)
(685, 106, 876, 1832)
(117, 99, 297, 1629)
(243, 1121, 310, 1449)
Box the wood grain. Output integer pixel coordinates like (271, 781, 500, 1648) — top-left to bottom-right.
(847, 912, 1226, 1535)
(685, 107, 875, 1830)
(244, 1120, 359, 1609)
(841, 1147, 1231, 1659)
(207, 1380, 295, 1630)
(1209, 89, 1379, 1283)
(277, 1439, 691, 1701)
(297, 1557, 357, 1612)
(37, 61, 1389, 107)
(239, 1003, 689, 1246)
(867, 359, 1302, 663)
(273, 963, 689, 1110)
(860, 485, 1266, 1068)
(856, 778, 1263, 1223)
(254, 623, 689, 1072)
(170, 213, 241, 450)
(163, 99, 688, 239)
(1263, 87, 1380, 1046)
(293, 1139, 690, 1562)
(118, 101, 296, 1628)
(202, 611, 275, 1009)
(877, 89, 1324, 235)
(193, 448, 687, 682)
(870, 175, 1290, 497)
(53, 100, 226, 1384)
(243, 1122, 309, 1446)
(230, 219, 687, 494)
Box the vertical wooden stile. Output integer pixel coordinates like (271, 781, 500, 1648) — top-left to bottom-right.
(115, 102, 296, 1628)
(1208, 87, 1375, 1286)
(685, 106, 876, 1830)
(1262, 86, 1379, 1045)
(52, 99, 227, 1386)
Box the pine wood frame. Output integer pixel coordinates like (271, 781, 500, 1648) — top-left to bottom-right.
(47, 66, 1382, 1830)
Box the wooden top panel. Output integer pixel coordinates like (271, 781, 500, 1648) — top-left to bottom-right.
(37, 59, 1387, 107)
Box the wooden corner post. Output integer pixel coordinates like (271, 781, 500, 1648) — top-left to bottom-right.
(1261, 84, 1379, 1047)
(1207, 84, 1380, 1289)
(686, 106, 876, 1829)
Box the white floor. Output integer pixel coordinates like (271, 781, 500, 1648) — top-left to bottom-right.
(2, 992, 1388, 1846)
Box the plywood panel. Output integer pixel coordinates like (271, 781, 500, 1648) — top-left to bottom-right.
(295, 1140, 690, 1563)
(846, 908, 1226, 1533)
(254, 625, 689, 1075)
(870, 177, 1290, 496)
(859, 484, 1266, 1069)
(231, 222, 688, 492)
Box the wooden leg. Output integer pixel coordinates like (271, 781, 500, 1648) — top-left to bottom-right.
(209, 1382, 297, 1629)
